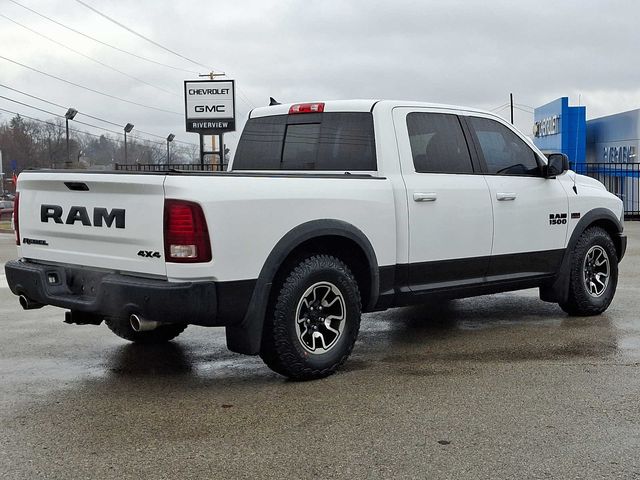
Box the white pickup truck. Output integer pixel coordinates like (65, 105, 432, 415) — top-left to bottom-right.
(6, 100, 626, 380)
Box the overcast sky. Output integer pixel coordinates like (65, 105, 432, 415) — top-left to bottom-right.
(1, 0, 639, 156)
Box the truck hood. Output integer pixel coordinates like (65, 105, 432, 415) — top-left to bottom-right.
(572, 172, 606, 191)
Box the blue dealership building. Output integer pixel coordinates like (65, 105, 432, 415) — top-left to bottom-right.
(532, 97, 586, 173)
(533, 97, 640, 216)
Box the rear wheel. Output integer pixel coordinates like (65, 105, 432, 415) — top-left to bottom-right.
(559, 226, 618, 316)
(105, 317, 187, 344)
(260, 255, 361, 380)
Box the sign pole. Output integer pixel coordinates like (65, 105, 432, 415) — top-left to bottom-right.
(211, 135, 217, 170)
(199, 134, 204, 168)
(219, 134, 224, 170)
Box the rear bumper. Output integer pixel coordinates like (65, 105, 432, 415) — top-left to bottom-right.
(5, 260, 217, 326)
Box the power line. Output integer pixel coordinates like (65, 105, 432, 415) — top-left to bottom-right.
(0, 93, 160, 142)
(7, 0, 199, 75)
(8, 0, 255, 110)
(0, 107, 198, 160)
(0, 108, 198, 165)
(74, 0, 214, 72)
(513, 106, 534, 115)
(514, 103, 534, 112)
(0, 54, 183, 116)
(0, 13, 179, 98)
(0, 94, 61, 118)
(489, 103, 509, 112)
(0, 85, 198, 147)
(72, 0, 256, 109)
(0, 83, 66, 110)
(491, 105, 510, 113)
(0, 94, 155, 145)
(0, 106, 122, 142)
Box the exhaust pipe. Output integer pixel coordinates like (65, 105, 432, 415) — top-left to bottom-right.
(129, 313, 159, 332)
(19, 294, 44, 310)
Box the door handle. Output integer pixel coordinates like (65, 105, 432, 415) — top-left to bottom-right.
(496, 192, 517, 201)
(413, 192, 437, 202)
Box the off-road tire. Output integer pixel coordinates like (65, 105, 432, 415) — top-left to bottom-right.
(105, 317, 187, 344)
(559, 226, 618, 316)
(260, 255, 361, 380)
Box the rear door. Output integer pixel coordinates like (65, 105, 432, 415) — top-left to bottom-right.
(18, 172, 167, 277)
(393, 108, 493, 291)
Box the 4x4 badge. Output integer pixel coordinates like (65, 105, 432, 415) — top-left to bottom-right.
(137, 250, 161, 258)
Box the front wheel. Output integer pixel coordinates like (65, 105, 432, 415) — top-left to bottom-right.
(559, 226, 618, 316)
(260, 255, 361, 380)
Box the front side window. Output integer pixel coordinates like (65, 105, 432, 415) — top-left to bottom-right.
(467, 116, 541, 176)
(406, 113, 473, 174)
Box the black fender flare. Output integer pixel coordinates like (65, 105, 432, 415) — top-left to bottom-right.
(226, 219, 380, 355)
(540, 208, 624, 303)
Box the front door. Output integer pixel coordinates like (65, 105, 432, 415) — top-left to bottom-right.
(464, 115, 569, 279)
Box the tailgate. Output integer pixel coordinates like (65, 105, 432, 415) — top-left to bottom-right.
(17, 172, 167, 277)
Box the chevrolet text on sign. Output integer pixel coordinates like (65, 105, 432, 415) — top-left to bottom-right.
(184, 79, 236, 134)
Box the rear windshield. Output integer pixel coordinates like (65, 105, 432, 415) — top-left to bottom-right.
(233, 112, 376, 171)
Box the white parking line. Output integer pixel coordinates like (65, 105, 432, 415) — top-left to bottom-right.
(0, 273, 7, 289)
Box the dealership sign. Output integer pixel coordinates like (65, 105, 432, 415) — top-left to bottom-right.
(533, 115, 561, 138)
(184, 80, 236, 134)
(603, 145, 636, 163)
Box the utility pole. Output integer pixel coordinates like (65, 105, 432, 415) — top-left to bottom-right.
(199, 71, 225, 81)
(510, 93, 514, 124)
(198, 71, 226, 167)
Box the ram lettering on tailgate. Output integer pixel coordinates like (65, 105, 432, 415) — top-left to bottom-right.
(40, 204, 125, 228)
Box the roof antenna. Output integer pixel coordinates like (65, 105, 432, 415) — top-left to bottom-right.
(269, 97, 281, 106)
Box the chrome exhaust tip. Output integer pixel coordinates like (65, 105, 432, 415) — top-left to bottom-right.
(19, 294, 44, 310)
(129, 314, 159, 332)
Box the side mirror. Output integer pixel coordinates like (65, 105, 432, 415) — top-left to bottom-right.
(545, 153, 569, 178)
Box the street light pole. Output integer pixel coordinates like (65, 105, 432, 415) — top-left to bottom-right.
(64, 108, 78, 166)
(123, 123, 134, 165)
(166, 134, 175, 164)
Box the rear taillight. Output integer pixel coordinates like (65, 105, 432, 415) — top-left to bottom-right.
(163, 199, 211, 263)
(289, 102, 325, 114)
(13, 192, 19, 246)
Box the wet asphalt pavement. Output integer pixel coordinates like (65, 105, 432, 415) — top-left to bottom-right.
(1, 226, 640, 479)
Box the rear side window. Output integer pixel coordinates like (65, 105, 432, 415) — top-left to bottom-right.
(233, 112, 376, 171)
(406, 113, 473, 174)
(467, 116, 541, 176)
(232, 115, 286, 170)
